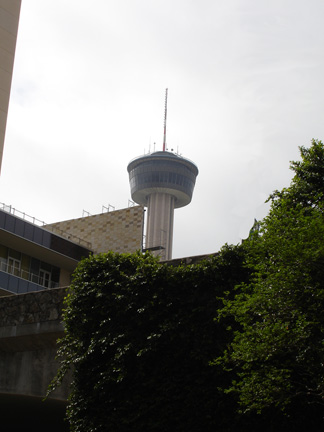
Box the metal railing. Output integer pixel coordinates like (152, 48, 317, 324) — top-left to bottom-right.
(0, 261, 59, 289)
(0, 203, 92, 249)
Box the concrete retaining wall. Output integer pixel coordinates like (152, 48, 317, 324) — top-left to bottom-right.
(0, 288, 70, 400)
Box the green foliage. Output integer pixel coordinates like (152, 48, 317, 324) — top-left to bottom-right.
(51, 247, 249, 432)
(220, 139, 324, 428)
(269, 139, 324, 211)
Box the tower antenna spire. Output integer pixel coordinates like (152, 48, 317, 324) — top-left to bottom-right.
(163, 88, 168, 151)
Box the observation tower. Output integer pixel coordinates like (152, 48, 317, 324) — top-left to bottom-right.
(127, 90, 199, 260)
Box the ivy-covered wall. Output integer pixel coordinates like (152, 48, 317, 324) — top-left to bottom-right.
(52, 247, 249, 431)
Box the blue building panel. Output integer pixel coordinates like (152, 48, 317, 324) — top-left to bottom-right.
(0, 272, 11, 293)
(14, 218, 25, 237)
(23, 222, 35, 241)
(4, 214, 15, 233)
(0, 271, 46, 295)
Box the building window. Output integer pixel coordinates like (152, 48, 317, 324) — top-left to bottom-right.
(8, 249, 22, 276)
(39, 269, 51, 288)
(8, 257, 21, 276)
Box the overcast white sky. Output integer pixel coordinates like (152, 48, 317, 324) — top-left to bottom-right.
(1, 0, 324, 258)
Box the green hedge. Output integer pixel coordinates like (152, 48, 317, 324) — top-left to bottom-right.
(51, 246, 248, 432)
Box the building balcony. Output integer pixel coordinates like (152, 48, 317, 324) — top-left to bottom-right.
(0, 267, 58, 296)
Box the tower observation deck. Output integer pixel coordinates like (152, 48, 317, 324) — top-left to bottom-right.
(127, 150, 198, 260)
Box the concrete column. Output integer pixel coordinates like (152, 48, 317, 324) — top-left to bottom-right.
(146, 193, 175, 260)
(0, 0, 22, 174)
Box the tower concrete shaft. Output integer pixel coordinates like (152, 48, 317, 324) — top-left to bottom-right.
(146, 193, 174, 260)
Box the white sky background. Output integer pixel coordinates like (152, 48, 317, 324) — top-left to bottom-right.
(1, 0, 324, 258)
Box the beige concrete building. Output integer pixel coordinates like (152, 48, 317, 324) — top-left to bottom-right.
(0, 0, 21, 173)
(45, 205, 145, 255)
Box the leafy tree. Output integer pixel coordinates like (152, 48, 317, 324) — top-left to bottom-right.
(219, 140, 324, 429)
(269, 139, 324, 211)
(50, 246, 249, 432)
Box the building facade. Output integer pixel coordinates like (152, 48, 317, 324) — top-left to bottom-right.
(0, 0, 21, 173)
